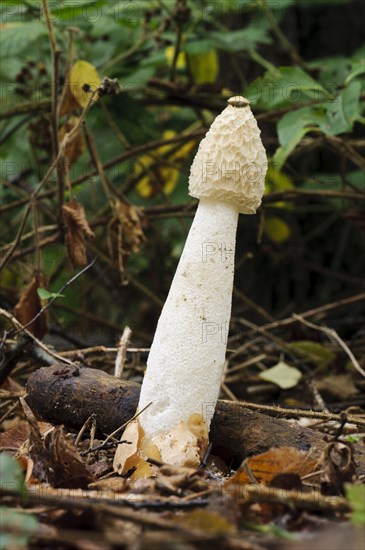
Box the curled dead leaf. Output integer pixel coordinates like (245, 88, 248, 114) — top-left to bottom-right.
(225, 447, 319, 490)
(108, 201, 146, 281)
(58, 116, 84, 165)
(114, 200, 146, 255)
(62, 198, 94, 268)
(14, 271, 48, 338)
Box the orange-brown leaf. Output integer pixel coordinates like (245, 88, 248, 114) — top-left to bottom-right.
(114, 200, 146, 254)
(14, 272, 48, 338)
(225, 447, 319, 488)
(62, 198, 94, 268)
(58, 117, 84, 165)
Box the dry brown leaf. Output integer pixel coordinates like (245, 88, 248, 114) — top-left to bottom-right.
(21, 398, 94, 488)
(14, 271, 48, 338)
(59, 116, 84, 165)
(62, 198, 95, 267)
(44, 425, 95, 488)
(113, 200, 146, 255)
(225, 447, 319, 489)
(108, 201, 146, 283)
(59, 72, 79, 116)
(0, 421, 52, 453)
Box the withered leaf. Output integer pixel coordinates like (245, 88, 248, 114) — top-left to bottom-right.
(21, 399, 94, 488)
(14, 271, 48, 338)
(108, 201, 146, 283)
(114, 200, 146, 255)
(58, 116, 84, 165)
(62, 198, 94, 268)
(225, 447, 319, 489)
(0, 421, 51, 454)
(43, 425, 95, 488)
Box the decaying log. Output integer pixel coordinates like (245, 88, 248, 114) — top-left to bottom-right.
(26, 365, 365, 474)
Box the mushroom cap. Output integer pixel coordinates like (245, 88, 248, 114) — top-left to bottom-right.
(188, 96, 267, 214)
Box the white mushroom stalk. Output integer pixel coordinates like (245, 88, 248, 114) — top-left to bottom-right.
(114, 97, 267, 476)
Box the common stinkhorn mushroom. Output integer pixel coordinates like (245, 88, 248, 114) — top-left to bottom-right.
(114, 96, 267, 476)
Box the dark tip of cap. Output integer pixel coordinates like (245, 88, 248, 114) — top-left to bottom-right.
(227, 96, 250, 108)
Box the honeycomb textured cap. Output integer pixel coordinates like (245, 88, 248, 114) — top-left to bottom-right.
(188, 97, 267, 214)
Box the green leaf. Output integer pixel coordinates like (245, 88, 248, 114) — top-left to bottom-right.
(273, 79, 363, 167)
(50, 0, 107, 20)
(344, 60, 365, 85)
(0, 507, 38, 550)
(37, 288, 65, 300)
(324, 81, 363, 135)
(288, 341, 335, 366)
(246, 67, 329, 110)
(259, 361, 302, 389)
(0, 22, 47, 57)
(209, 25, 271, 53)
(184, 40, 213, 55)
(0, 454, 24, 495)
(274, 106, 321, 168)
(346, 484, 365, 526)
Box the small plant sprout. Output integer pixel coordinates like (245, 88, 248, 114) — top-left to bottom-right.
(114, 96, 267, 476)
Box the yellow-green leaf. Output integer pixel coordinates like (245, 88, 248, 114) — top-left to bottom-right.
(259, 361, 302, 389)
(165, 46, 186, 70)
(135, 130, 196, 198)
(288, 340, 335, 366)
(188, 50, 219, 84)
(264, 217, 291, 243)
(69, 60, 100, 108)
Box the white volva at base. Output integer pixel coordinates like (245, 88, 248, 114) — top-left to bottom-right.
(138, 197, 239, 438)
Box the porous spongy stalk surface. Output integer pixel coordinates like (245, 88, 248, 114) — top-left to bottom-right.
(138, 198, 238, 440)
(189, 103, 267, 214)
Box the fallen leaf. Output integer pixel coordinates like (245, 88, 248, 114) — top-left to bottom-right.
(316, 374, 358, 399)
(225, 447, 318, 488)
(43, 426, 95, 488)
(0, 422, 51, 454)
(259, 361, 302, 389)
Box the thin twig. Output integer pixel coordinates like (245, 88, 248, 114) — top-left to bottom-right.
(250, 292, 365, 335)
(0, 308, 75, 366)
(11, 258, 97, 336)
(293, 314, 365, 378)
(114, 326, 132, 378)
(0, 400, 20, 426)
(234, 483, 351, 514)
(255, 0, 308, 71)
(0, 89, 99, 272)
(42, 0, 64, 224)
(220, 399, 365, 429)
(102, 402, 152, 447)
